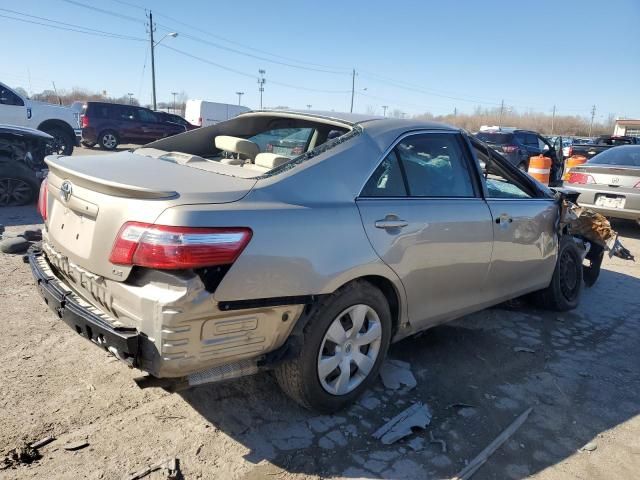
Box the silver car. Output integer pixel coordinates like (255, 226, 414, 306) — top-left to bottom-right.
(564, 145, 640, 223)
(30, 111, 585, 412)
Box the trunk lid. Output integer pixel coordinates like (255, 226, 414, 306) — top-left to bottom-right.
(44, 150, 257, 281)
(571, 164, 640, 188)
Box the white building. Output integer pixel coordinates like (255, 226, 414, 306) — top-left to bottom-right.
(614, 119, 640, 138)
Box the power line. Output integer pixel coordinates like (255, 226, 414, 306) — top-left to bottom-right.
(60, 0, 143, 24)
(0, 11, 145, 41)
(160, 44, 351, 94)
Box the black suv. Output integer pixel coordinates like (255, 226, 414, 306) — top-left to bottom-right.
(81, 102, 186, 150)
(475, 128, 564, 183)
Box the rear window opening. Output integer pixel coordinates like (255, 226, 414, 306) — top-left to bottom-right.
(139, 113, 352, 176)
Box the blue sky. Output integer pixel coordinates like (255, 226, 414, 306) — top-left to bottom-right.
(1, 0, 639, 119)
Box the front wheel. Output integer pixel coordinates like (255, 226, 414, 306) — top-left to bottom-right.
(43, 127, 74, 156)
(274, 280, 392, 413)
(531, 236, 583, 311)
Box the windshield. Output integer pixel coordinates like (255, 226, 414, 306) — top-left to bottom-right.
(588, 146, 640, 167)
(475, 132, 514, 145)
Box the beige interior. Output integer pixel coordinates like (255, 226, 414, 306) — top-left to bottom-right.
(215, 136, 260, 165)
(243, 153, 290, 172)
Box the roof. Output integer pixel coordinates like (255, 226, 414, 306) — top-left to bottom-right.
(615, 119, 640, 126)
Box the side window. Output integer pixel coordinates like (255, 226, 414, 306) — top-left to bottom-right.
(361, 151, 406, 197)
(537, 136, 549, 151)
(116, 106, 138, 121)
(472, 140, 533, 199)
(138, 109, 159, 123)
(395, 134, 475, 197)
(525, 133, 539, 147)
(0, 87, 24, 106)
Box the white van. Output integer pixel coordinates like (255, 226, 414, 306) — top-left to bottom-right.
(185, 100, 250, 127)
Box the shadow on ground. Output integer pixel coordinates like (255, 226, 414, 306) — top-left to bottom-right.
(181, 268, 640, 479)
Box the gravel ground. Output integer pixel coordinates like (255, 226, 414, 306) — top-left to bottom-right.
(1, 152, 639, 479)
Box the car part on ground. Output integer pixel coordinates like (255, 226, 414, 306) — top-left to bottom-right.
(0, 125, 50, 206)
(30, 110, 608, 412)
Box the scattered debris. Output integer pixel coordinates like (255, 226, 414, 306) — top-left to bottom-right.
(126, 458, 180, 480)
(63, 440, 89, 451)
(372, 402, 432, 445)
(29, 436, 55, 449)
(447, 402, 476, 410)
(0, 236, 31, 254)
(513, 346, 536, 353)
(429, 431, 447, 453)
(20, 229, 42, 242)
(451, 407, 533, 480)
(380, 359, 417, 391)
(579, 442, 597, 452)
(1, 443, 41, 469)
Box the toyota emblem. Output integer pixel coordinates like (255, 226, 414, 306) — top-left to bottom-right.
(60, 180, 73, 202)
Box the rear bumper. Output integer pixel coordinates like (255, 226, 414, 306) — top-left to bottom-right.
(28, 249, 139, 363)
(565, 184, 640, 220)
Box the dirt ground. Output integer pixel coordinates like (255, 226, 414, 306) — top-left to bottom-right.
(1, 157, 639, 479)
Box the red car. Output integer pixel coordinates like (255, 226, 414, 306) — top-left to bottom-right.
(80, 102, 186, 150)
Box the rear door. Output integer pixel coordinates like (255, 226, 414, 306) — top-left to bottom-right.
(113, 105, 143, 142)
(356, 131, 494, 329)
(471, 138, 558, 300)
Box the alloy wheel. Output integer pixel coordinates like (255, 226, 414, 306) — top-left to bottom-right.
(102, 134, 117, 149)
(317, 304, 382, 396)
(0, 177, 33, 206)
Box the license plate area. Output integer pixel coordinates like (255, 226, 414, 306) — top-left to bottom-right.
(48, 200, 96, 258)
(595, 194, 626, 209)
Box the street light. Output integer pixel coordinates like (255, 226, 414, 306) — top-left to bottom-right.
(258, 69, 266, 109)
(306, 104, 312, 110)
(171, 92, 178, 113)
(236, 91, 244, 106)
(127, 93, 134, 104)
(149, 11, 178, 110)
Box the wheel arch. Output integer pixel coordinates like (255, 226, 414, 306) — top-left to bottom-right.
(37, 119, 75, 140)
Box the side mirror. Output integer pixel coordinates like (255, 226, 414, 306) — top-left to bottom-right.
(543, 144, 550, 152)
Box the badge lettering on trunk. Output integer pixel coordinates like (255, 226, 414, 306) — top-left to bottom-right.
(60, 180, 73, 202)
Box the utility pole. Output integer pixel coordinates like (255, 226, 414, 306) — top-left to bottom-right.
(551, 105, 556, 135)
(147, 11, 177, 111)
(258, 69, 266, 109)
(350, 68, 355, 113)
(454, 107, 457, 117)
(382, 105, 388, 117)
(498, 99, 505, 127)
(306, 104, 312, 110)
(148, 11, 156, 110)
(589, 105, 596, 137)
(171, 92, 178, 113)
(235, 91, 244, 106)
(127, 93, 134, 104)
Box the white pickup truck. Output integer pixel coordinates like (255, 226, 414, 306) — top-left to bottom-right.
(0, 81, 81, 155)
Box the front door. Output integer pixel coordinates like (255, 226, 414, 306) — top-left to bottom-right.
(0, 86, 27, 126)
(356, 131, 494, 329)
(471, 138, 558, 301)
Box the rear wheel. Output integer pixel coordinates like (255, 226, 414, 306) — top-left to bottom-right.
(274, 280, 392, 413)
(0, 163, 40, 206)
(532, 236, 583, 311)
(98, 130, 119, 150)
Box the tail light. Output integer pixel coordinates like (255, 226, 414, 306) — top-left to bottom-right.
(37, 178, 48, 221)
(566, 172, 596, 184)
(568, 146, 573, 157)
(198, 117, 203, 126)
(266, 143, 273, 152)
(81, 115, 89, 128)
(502, 145, 517, 154)
(109, 222, 252, 270)
(291, 145, 304, 155)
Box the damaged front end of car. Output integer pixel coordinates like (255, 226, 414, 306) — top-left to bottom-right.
(553, 187, 635, 287)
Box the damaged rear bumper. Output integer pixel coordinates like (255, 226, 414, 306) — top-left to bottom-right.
(27, 249, 139, 364)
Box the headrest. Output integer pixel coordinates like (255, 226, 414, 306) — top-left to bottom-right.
(215, 136, 259, 159)
(254, 153, 290, 169)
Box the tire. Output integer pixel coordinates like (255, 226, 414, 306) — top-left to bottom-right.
(0, 163, 40, 206)
(98, 130, 119, 150)
(532, 236, 583, 311)
(42, 127, 74, 156)
(274, 280, 392, 413)
(81, 140, 96, 148)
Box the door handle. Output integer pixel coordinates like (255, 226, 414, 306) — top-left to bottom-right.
(375, 218, 408, 229)
(495, 214, 513, 224)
